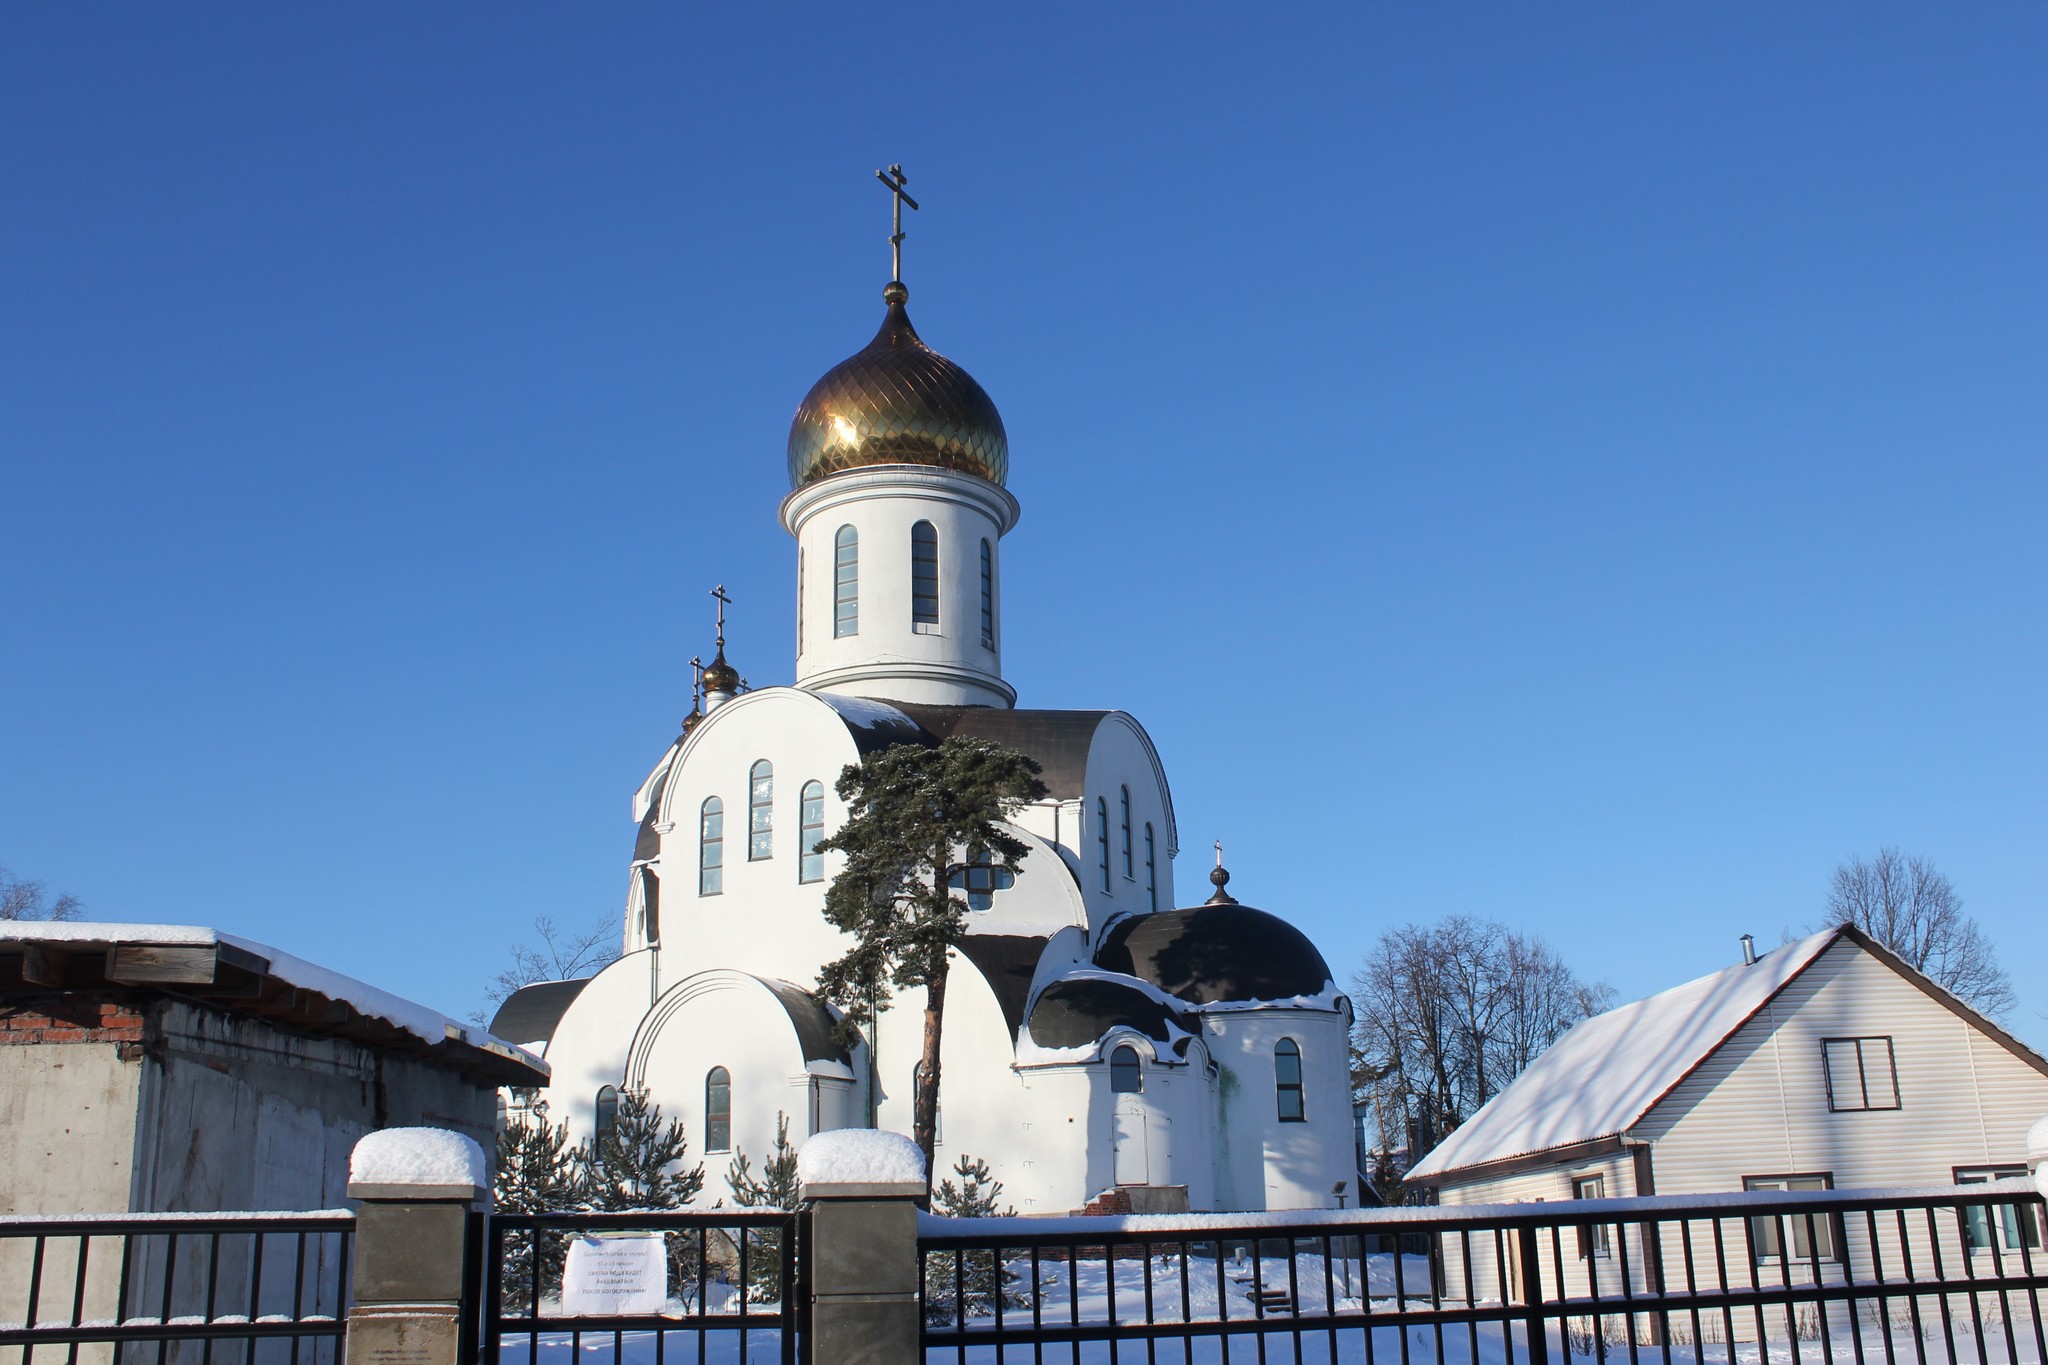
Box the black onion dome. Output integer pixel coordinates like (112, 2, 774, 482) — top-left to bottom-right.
(1094, 905, 1333, 1006)
(786, 285, 1008, 490)
(1026, 976, 1195, 1050)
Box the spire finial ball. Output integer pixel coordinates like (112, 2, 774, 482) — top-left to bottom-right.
(883, 281, 908, 305)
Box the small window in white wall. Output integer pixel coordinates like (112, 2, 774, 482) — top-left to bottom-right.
(1275, 1038, 1305, 1122)
(1743, 1174, 1837, 1261)
(640, 866, 660, 943)
(1097, 797, 1111, 893)
(833, 525, 859, 637)
(594, 1085, 619, 1148)
(799, 780, 826, 883)
(1956, 1167, 2043, 1253)
(1145, 824, 1157, 910)
(705, 1067, 731, 1152)
(1573, 1175, 1610, 1258)
(1119, 786, 1134, 879)
(699, 797, 723, 896)
(1110, 1044, 1143, 1093)
(979, 539, 995, 649)
(911, 520, 939, 631)
(749, 760, 774, 860)
(948, 845, 1014, 911)
(1821, 1037, 1899, 1111)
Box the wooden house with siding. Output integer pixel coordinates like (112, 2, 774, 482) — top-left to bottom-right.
(1405, 926, 2048, 1324)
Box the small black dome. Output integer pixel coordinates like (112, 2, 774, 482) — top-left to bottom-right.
(1094, 905, 1333, 1006)
(1026, 976, 1194, 1050)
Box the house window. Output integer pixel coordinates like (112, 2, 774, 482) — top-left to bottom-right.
(1743, 1175, 1838, 1262)
(1821, 1037, 1900, 1111)
(1275, 1038, 1305, 1122)
(1110, 1044, 1143, 1093)
(1956, 1167, 2043, 1254)
(699, 797, 723, 896)
(1573, 1175, 1610, 1258)
(594, 1085, 619, 1148)
(979, 539, 995, 648)
(705, 1068, 731, 1153)
(639, 866, 660, 943)
(1097, 797, 1111, 892)
(833, 525, 858, 637)
(947, 845, 1014, 911)
(912, 521, 939, 630)
(799, 780, 826, 883)
(1119, 786, 1134, 879)
(748, 760, 774, 860)
(1145, 824, 1157, 911)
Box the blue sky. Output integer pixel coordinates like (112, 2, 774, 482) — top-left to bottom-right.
(4, 4, 2043, 1046)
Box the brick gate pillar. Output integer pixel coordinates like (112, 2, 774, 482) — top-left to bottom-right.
(799, 1131, 927, 1365)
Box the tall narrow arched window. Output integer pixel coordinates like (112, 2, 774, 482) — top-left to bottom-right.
(911, 521, 939, 630)
(1145, 824, 1157, 911)
(705, 1067, 731, 1152)
(595, 1085, 619, 1148)
(640, 866, 661, 943)
(1120, 786, 1134, 879)
(833, 525, 859, 637)
(1110, 1044, 1143, 1094)
(979, 539, 995, 649)
(1275, 1039, 1306, 1122)
(1097, 797, 1111, 892)
(799, 780, 826, 883)
(699, 797, 724, 896)
(748, 760, 774, 860)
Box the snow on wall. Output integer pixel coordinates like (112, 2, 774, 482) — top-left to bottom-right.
(349, 1128, 487, 1188)
(798, 1128, 925, 1186)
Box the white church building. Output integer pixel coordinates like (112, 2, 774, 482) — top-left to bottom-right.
(493, 269, 1356, 1215)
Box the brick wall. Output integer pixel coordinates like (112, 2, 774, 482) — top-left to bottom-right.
(1, 997, 146, 1050)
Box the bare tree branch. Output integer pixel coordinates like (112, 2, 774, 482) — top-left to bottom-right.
(0, 867, 85, 922)
(1819, 847, 2013, 1018)
(479, 914, 622, 1018)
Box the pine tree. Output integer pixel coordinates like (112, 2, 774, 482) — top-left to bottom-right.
(725, 1112, 801, 1304)
(924, 1154, 1027, 1324)
(575, 1089, 708, 1308)
(494, 1113, 582, 1311)
(814, 737, 1047, 1186)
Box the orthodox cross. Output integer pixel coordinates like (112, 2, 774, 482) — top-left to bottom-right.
(710, 584, 732, 650)
(875, 164, 919, 283)
(1214, 840, 1224, 868)
(688, 656, 704, 714)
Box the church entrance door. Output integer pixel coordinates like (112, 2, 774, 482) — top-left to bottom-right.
(1114, 1098, 1149, 1186)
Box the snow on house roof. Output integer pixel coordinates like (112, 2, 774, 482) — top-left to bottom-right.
(1406, 928, 1840, 1183)
(0, 921, 546, 1086)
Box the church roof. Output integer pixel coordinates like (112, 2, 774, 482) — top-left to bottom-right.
(892, 704, 1107, 801)
(1094, 904, 1335, 1006)
(955, 933, 1051, 1040)
(1026, 973, 1196, 1051)
(787, 284, 1008, 490)
(490, 977, 591, 1050)
(757, 976, 853, 1065)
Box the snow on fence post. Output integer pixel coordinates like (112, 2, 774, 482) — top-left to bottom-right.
(343, 1127, 489, 1365)
(798, 1129, 926, 1365)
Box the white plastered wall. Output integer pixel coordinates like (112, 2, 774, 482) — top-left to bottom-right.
(1079, 714, 1178, 933)
(1205, 1009, 1355, 1211)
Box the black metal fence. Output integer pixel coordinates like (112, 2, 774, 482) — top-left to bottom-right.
(482, 1210, 807, 1365)
(919, 1181, 2048, 1365)
(0, 1210, 354, 1365)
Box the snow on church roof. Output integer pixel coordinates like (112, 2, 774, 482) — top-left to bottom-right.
(1406, 929, 1840, 1183)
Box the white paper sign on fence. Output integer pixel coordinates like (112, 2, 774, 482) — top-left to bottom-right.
(560, 1233, 666, 1316)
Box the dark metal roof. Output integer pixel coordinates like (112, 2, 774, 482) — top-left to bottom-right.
(1026, 976, 1195, 1050)
(633, 809, 661, 862)
(1094, 905, 1333, 1006)
(955, 934, 1050, 1038)
(757, 977, 853, 1064)
(890, 705, 1107, 800)
(490, 978, 592, 1048)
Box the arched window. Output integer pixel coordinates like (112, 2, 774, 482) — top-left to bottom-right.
(1120, 786, 1134, 879)
(705, 1067, 731, 1152)
(833, 525, 859, 637)
(1145, 824, 1157, 911)
(1275, 1039, 1306, 1122)
(1110, 1044, 1143, 1094)
(699, 797, 723, 896)
(911, 521, 939, 630)
(979, 539, 995, 649)
(948, 845, 1015, 911)
(1097, 797, 1111, 892)
(595, 1085, 619, 1147)
(640, 865, 661, 943)
(748, 760, 774, 860)
(799, 780, 826, 883)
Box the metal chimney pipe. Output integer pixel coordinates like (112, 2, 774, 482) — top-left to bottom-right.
(1739, 933, 1757, 966)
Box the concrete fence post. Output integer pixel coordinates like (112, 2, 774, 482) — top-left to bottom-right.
(799, 1130, 927, 1365)
(343, 1128, 490, 1365)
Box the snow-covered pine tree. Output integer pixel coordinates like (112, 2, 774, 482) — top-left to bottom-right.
(724, 1111, 801, 1303)
(494, 1113, 582, 1310)
(575, 1089, 708, 1307)
(924, 1154, 1028, 1325)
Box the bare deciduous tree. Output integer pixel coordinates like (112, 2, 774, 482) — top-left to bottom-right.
(1350, 916, 1612, 1199)
(477, 915, 621, 1021)
(0, 867, 84, 922)
(1819, 847, 2013, 1019)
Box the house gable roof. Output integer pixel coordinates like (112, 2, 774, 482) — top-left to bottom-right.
(1407, 924, 2048, 1186)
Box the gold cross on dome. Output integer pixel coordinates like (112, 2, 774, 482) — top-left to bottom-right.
(875, 164, 919, 283)
(710, 584, 732, 649)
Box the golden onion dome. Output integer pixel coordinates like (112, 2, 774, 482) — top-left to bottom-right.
(787, 282, 1008, 490)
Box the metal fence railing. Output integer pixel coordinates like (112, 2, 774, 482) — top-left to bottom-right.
(918, 1181, 2048, 1365)
(0, 1210, 354, 1365)
(482, 1209, 807, 1365)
